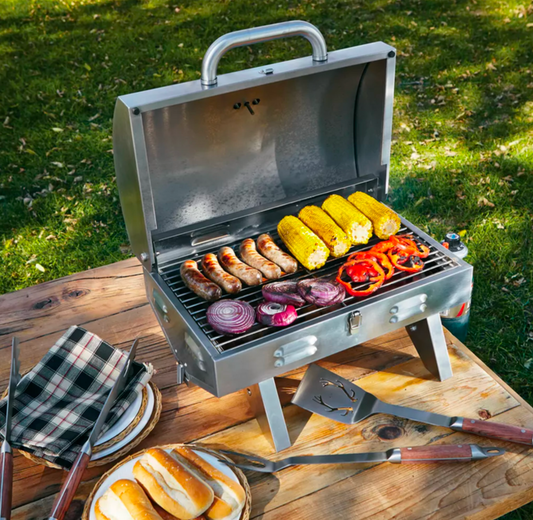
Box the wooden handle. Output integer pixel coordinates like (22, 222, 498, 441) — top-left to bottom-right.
(456, 418, 533, 445)
(0, 449, 13, 520)
(400, 444, 473, 463)
(48, 451, 90, 520)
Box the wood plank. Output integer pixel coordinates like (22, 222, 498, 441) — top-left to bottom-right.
(0, 258, 144, 349)
(253, 408, 533, 520)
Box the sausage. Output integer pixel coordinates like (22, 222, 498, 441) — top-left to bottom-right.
(201, 253, 242, 294)
(180, 260, 222, 301)
(218, 246, 262, 286)
(257, 234, 298, 274)
(239, 238, 282, 280)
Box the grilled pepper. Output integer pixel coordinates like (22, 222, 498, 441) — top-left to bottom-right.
(337, 258, 385, 297)
(277, 215, 330, 270)
(370, 236, 424, 273)
(322, 194, 373, 245)
(347, 191, 401, 239)
(298, 205, 351, 258)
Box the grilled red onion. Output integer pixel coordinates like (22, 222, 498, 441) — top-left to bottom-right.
(297, 279, 345, 307)
(207, 300, 255, 335)
(256, 302, 298, 327)
(262, 281, 306, 307)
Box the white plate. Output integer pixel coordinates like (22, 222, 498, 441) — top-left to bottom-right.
(89, 448, 239, 520)
(95, 387, 144, 446)
(92, 384, 154, 460)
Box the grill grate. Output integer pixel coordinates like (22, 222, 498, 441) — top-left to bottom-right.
(159, 224, 458, 353)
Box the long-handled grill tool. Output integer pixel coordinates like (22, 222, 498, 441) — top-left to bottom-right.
(47, 338, 139, 520)
(219, 444, 504, 473)
(0, 337, 21, 520)
(292, 364, 533, 445)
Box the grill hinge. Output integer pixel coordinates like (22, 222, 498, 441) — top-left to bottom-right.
(348, 311, 362, 335)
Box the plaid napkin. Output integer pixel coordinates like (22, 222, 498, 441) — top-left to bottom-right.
(0, 326, 153, 469)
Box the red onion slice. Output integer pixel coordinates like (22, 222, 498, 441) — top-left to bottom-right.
(297, 279, 345, 307)
(256, 302, 298, 327)
(262, 281, 306, 307)
(207, 300, 255, 335)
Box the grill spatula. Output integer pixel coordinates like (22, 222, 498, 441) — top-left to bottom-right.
(292, 364, 533, 446)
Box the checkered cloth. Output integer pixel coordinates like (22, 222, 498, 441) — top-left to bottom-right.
(0, 326, 153, 469)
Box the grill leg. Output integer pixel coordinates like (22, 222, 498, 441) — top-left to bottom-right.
(406, 313, 453, 381)
(246, 378, 291, 452)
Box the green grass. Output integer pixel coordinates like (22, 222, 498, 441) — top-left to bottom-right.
(0, 0, 532, 516)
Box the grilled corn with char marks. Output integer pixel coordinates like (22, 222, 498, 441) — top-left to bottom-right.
(348, 191, 400, 239)
(298, 205, 351, 258)
(322, 194, 373, 245)
(277, 216, 329, 270)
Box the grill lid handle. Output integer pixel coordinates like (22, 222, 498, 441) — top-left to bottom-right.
(201, 20, 328, 87)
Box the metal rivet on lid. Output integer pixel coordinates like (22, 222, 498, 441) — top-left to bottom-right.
(522, 429, 526, 433)
(420, 304, 427, 312)
(471, 420, 476, 424)
(390, 306, 398, 314)
(388, 50, 396, 58)
(390, 316, 398, 324)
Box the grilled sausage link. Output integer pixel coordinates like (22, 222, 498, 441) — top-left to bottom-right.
(202, 253, 242, 294)
(240, 238, 282, 280)
(257, 234, 298, 274)
(180, 260, 222, 301)
(218, 246, 262, 286)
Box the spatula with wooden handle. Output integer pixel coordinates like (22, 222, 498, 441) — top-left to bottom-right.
(47, 337, 139, 520)
(0, 338, 21, 520)
(293, 364, 533, 446)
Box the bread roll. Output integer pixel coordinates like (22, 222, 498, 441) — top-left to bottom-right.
(133, 448, 214, 520)
(95, 479, 163, 520)
(171, 447, 246, 520)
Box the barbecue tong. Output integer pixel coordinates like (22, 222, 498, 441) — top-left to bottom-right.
(0, 338, 21, 520)
(293, 364, 533, 445)
(47, 338, 139, 520)
(220, 444, 504, 473)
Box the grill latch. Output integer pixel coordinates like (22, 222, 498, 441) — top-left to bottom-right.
(348, 311, 362, 335)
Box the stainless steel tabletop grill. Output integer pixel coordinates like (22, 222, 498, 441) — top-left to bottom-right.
(113, 21, 473, 451)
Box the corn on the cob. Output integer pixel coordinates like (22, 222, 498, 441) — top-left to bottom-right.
(347, 191, 401, 239)
(322, 194, 373, 245)
(277, 215, 329, 270)
(298, 205, 351, 258)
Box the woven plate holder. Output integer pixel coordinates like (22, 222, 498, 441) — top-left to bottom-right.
(10, 380, 162, 469)
(82, 443, 252, 520)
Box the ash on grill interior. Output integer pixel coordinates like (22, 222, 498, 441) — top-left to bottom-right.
(159, 224, 457, 353)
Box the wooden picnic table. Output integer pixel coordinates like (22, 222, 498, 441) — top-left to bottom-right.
(1, 258, 533, 519)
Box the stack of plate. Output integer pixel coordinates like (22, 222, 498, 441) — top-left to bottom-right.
(20, 381, 162, 469)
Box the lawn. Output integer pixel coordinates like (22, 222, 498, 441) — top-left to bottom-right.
(0, 0, 532, 516)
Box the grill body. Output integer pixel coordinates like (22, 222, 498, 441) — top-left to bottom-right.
(113, 22, 473, 451)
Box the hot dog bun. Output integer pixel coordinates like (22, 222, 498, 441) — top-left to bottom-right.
(171, 447, 246, 520)
(133, 448, 214, 520)
(95, 479, 163, 520)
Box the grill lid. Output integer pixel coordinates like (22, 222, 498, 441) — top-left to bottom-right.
(113, 21, 396, 263)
